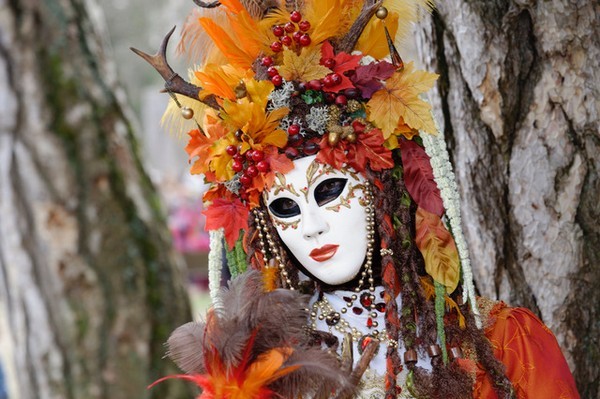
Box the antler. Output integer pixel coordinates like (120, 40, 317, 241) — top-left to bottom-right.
(334, 0, 383, 53)
(193, 0, 221, 8)
(130, 26, 219, 109)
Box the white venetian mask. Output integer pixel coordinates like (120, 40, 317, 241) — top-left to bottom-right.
(264, 155, 369, 286)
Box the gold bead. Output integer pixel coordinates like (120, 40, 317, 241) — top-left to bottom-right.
(181, 107, 194, 120)
(376, 6, 388, 20)
(346, 132, 357, 143)
(328, 132, 340, 146)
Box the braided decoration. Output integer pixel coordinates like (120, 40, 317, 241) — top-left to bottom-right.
(368, 169, 403, 398)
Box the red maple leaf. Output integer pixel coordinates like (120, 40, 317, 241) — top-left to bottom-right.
(320, 41, 362, 93)
(316, 136, 348, 170)
(400, 140, 444, 216)
(347, 126, 394, 172)
(203, 198, 249, 249)
(317, 124, 393, 173)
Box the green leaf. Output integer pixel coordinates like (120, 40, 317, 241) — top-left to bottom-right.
(301, 90, 324, 104)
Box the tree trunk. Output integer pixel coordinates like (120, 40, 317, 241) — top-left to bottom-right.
(0, 1, 192, 398)
(416, 1, 599, 397)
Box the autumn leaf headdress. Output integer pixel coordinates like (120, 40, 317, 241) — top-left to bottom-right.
(134, 0, 482, 390)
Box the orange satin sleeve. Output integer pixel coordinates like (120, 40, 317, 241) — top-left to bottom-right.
(474, 306, 580, 399)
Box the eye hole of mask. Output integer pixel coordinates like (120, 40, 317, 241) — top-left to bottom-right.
(314, 178, 347, 207)
(269, 198, 301, 218)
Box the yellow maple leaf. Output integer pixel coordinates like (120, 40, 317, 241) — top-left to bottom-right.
(384, 118, 418, 149)
(277, 46, 331, 82)
(367, 62, 438, 137)
(415, 207, 460, 294)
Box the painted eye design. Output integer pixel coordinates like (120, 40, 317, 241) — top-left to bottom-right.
(314, 178, 347, 207)
(269, 198, 301, 218)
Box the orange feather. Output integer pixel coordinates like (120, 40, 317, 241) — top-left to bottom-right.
(227, 11, 265, 57)
(262, 266, 278, 292)
(219, 0, 245, 14)
(198, 17, 257, 69)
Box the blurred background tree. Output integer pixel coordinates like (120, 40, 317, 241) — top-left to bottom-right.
(417, 1, 599, 397)
(0, 0, 194, 398)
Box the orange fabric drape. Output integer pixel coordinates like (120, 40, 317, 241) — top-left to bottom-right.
(474, 305, 580, 398)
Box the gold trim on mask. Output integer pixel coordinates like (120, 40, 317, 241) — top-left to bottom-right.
(271, 173, 301, 197)
(325, 182, 366, 212)
(271, 217, 300, 231)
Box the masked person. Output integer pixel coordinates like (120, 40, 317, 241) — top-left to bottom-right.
(135, 0, 580, 397)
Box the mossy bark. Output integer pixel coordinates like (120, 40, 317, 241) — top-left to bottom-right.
(416, 1, 599, 397)
(0, 1, 193, 398)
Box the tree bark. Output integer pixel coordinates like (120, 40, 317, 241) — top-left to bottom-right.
(416, 1, 599, 397)
(0, 1, 192, 398)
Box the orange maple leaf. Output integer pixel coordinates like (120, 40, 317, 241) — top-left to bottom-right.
(367, 62, 438, 137)
(186, 112, 237, 180)
(277, 45, 331, 82)
(186, 129, 213, 175)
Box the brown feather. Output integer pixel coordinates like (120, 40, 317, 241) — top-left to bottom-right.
(285, 0, 305, 12)
(166, 321, 207, 374)
(270, 348, 350, 397)
(239, 0, 280, 18)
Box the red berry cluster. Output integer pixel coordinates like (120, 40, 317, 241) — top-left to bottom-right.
(266, 10, 311, 87)
(260, 58, 283, 86)
(227, 144, 270, 198)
